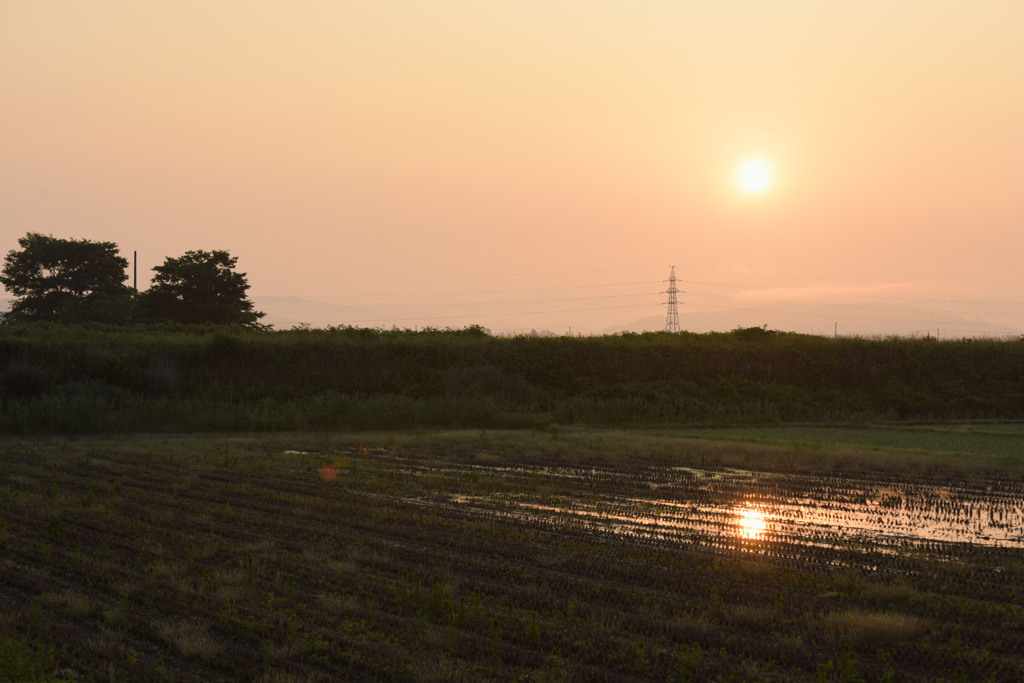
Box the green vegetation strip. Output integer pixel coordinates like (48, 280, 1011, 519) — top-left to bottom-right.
(664, 422, 1024, 459)
(3, 324, 1024, 434)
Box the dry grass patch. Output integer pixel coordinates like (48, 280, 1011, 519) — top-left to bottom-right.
(146, 559, 188, 590)
(240, 537, 278, 555)
(257, 669, 328, 683)
(101, 598, 129, 630)
(734, 557, 776, 579)
(816, 609, 924, 650)
(87, 626, 125, 658)
(214, 566, 248, 600)
(471, 451, 502, 465)
(215, 582, 248, 602)
(154, 616, 222, 660)
(332, 546, 362, 578)
(263, 638, 302, 662)
(728, 604, 774, 630)
(861, 581, 921, 606)
(42, 591, 99, 619)
(419, 623, 454, 652)
(317, 592, 359, 615)
(670, 611, 714, 641)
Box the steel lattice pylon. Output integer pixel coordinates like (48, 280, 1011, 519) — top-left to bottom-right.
(664, 265, 680, 332)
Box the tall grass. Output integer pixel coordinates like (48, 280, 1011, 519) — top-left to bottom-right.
(2, 323, 1023, 433)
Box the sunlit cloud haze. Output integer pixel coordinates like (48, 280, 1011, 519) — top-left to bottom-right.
(3, 2, 1023, 335)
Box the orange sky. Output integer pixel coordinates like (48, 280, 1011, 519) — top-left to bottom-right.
(3, 2, 1023, 335)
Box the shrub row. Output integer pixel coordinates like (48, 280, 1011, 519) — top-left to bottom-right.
(2, 324, 1022, 433)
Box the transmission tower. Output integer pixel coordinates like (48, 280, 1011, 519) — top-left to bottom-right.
(664, 265, 680, 332)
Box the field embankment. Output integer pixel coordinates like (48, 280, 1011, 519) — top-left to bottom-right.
(1, 324, 1023, 433)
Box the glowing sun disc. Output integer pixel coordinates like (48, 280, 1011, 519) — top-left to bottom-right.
(736, 158, 773, 194)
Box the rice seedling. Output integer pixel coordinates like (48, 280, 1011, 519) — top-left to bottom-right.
(0, 431, 1021, 680)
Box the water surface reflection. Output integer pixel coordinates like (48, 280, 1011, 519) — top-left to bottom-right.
(432, 463, 1024, 552)
(737, 507, 767, 540)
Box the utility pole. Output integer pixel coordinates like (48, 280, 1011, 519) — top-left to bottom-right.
(133, 251, 138, 291)
(664, 266, 680, 333)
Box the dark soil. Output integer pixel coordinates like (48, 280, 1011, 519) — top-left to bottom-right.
(1, 434, 1022, 681)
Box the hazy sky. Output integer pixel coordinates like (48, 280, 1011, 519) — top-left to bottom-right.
(4, 2, 1023, 335)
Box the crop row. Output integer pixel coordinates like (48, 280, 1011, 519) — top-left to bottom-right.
(1, 434, 1023, 681)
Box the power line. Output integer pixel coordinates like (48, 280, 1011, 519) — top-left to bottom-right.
(283, 302, 658, 327)
(252, 279, 661, 304)
(247, 265, 1022, 335)
(257, 265, 665, 283)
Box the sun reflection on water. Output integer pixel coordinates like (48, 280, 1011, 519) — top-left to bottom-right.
(737, 507, 767, 540)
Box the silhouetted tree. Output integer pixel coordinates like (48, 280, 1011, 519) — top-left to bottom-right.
(0, 233, 132, 323)
(140, 249, 264, 326)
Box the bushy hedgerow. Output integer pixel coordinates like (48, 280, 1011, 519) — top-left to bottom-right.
(1, 323, 1022, 433)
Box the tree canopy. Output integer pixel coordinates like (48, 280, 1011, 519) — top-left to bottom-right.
(0, 233, 131, 323)
(140, 249, 264, 326)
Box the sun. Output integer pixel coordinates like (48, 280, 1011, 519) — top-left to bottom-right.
(735, 157, 773, 194)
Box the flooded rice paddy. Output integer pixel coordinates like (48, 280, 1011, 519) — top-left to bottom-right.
(394, 459, 1024, 559)
(5, 434, 1024, 681)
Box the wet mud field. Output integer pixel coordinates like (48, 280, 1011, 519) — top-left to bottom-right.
(1, 432, 1023, 681)
(437, 461, 1024, 557)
